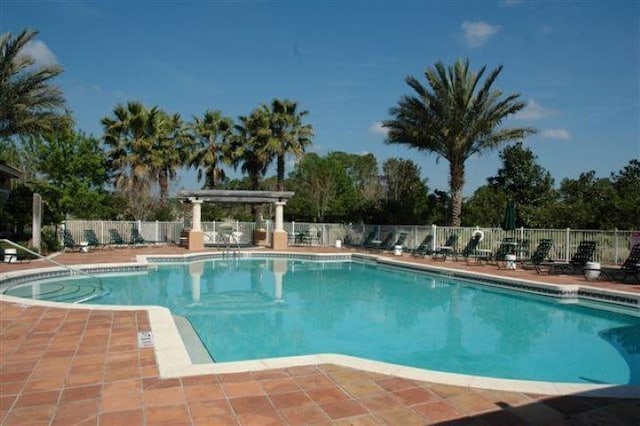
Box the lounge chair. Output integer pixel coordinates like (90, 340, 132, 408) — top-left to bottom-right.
(371, 232, 395, 251)
(130, 227, 147, 246)
(518, 239, 554, 273)
(543, 240, 597, 275)
(432, 234, 458, 261)
(84, 229, 102, 248)
(385, 232, 407, 252)
(109, 229, 125, 246)
(410, 234, 433, 257)
(62, 229, 79, 251)
(492, 238, 519, 268)
(601, 243, 640, 283)
(349, 228, 376, 248)
(457, 234, 483, 263)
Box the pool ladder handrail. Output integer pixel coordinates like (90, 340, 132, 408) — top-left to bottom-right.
(1, 239, 107, 303)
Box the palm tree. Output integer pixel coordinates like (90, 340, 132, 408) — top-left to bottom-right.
(153, 111, 192, 204)
(383, 59, 536, 226)
(102, 102, 162, 217)
(232, 109, 272, 191)
(263, 99, 314, 191)
(190, 110, 234, 189)
(0, 29, 70, 139)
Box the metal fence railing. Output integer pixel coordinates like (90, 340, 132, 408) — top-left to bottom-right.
(62, 220, 639, 265)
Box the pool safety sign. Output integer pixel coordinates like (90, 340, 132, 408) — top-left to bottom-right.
(137, 331, 154, 348)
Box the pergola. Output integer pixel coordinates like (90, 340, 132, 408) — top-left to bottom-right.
(176, 190, 295, 250)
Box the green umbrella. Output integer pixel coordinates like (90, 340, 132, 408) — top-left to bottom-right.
(503, 199, 516, 232)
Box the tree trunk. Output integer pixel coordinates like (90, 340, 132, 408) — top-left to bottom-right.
(159, 169, 169, 204)
(277, 154, 285, 191)
(448, 160, 465, 226)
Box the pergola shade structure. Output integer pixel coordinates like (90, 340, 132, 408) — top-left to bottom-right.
(176, 190, 295, 250)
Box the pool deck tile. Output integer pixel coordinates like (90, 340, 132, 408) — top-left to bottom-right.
(1, 245, 639, 424)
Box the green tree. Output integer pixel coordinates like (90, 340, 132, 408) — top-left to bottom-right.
(462, 185, 507, 227)
(287, 153, 354, 222)
(190, 110, 234, 189)
(21, 130, 109, 219)
(380, 158, 429, 224)
(0, 29, 70, 139)
(488, 142, 555, 227)
(0, 140, 21, 167)
(263, 99, 314, 191)
(327, 152, 381, 222)
(550, 171, 616, 229)
(384, 59, 536, 226)
(611, 159, 640, 229)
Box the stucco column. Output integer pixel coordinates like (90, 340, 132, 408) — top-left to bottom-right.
(275, 201, 286, 231)
(191, 199, 203, 231)
(188, 199, 204, 250)
(272, 201, 288, 250)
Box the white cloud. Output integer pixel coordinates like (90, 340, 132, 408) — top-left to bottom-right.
(541, 129, 571, 140)
(514, 99, 555, 120)
(19, 40, 58, 67)
(461, 21, 501, 47)
(369, 121, 389, 136)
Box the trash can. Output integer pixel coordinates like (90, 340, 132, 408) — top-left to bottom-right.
(505, 254, 517, 270)
(584, 262, 601, 281)
(4, 248, 17, 263)
(335, 240, 342, 248)
(394, 245, 403, 256)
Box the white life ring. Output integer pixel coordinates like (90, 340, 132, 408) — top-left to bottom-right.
(473, 230, 485, 242)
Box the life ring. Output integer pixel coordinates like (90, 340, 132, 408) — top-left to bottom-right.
(473, 230, 484, 242)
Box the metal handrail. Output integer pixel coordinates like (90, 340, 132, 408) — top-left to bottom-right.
(1, 239, 106, 302)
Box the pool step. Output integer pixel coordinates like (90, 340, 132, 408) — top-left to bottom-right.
(5, 281, 108, 304)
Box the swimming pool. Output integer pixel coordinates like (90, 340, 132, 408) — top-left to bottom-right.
(34, 256, 636, 386)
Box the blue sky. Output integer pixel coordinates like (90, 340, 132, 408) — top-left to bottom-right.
(3, 0, 639, 195)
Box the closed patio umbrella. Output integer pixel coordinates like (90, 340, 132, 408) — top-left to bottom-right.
(502, 199, 516, 232)
(503, 199, 517, 257)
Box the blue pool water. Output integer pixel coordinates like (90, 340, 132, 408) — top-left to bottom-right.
(19, 258, 640, 384)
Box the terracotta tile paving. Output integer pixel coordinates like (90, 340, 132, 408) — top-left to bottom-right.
(1, 246, 639, 425)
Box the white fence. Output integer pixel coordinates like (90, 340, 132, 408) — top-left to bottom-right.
(63, 220, 639, 265)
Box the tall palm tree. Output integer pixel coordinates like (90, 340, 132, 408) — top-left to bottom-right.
(232, 109, 272, 191)
(153, 111, 192, 204)
(0, 29, 70, 139)
(190, 110, 234, 189)
(102, 102, 163, 217)
(263, 99, 314, 191)
(232, 109, 273, 220)
(383, 59, 536, 226)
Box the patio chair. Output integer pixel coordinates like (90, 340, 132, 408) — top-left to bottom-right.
(456, 234, 483, 263)
(432, 234, 458, 261)
(518, 239, 554, 273)
(381, 232, 407, 252)
(108, 229, 125, 246)
(410, 234, 433, 257)
(545, 240, 597, 275)
(130, 227, 147, 246)
(84, 229, 102, 248)
(372, 232, 395, 251)
(62, 229, 79, 251)
(492, 238, 519, 269)
(601, 243, 640, 283)
(349, 228, 376, 248)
